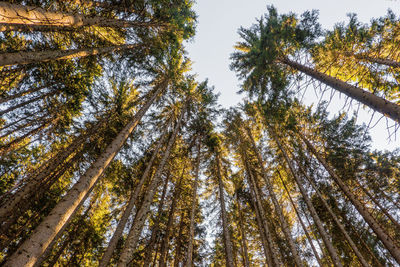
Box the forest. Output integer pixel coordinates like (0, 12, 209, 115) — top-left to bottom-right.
(0, 0, 399, 266)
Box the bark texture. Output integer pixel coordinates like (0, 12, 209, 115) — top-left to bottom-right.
(98, 129, 168, 267)
(215, 153, 235, 267)
(4, 85, 163, 267)
(0, 2, 160, 31)
(271, 130, 343, 267)
(117, 107, 185, 267)
(185, 140, 201, 267)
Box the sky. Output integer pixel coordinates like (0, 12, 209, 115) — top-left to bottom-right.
(185, 0, 400, 151)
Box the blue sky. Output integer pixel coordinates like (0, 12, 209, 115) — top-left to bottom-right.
(185, 0, 400, 150)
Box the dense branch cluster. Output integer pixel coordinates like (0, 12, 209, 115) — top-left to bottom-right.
(0, 2, 399, 266)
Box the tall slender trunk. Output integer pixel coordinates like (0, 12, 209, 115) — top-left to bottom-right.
(173, 209, 185, 267)
(281, 57, 400, 123)
(349, 222, 385, 267)
(249, 186, 274, 266)
(0, 147, 85, 244)
(159, 168, 185, 267)
(297, 131, 400, 264)
(0, 44, 137, 67)
(0, 83, 57, 104)
(236, 193, 250, 267)
(98, 129, 168, 267)
(0, 116, 59, 157)
(355, 180, 400, 231)
(152, 242, 161, 267)
(0, 113, 50, 139)
(215, 153, 235, 267)
(142, 175, 170, 267)
(39, 197, 94, 267)
(0, 113, 35, 132)
(185, 139, 201, 267)
(294, 157, 370, 267)
(243, 156, 280, 266)
(245, 127, 303, 267)
(0, 119, 102, 222)
(0, 90, 57, 116)
(271, 130, 343, 267)
(4, 84, 164, 267)
(278, 172, 323, 267)
(117, 107, 185, 267)
(0, 2, 161, 32)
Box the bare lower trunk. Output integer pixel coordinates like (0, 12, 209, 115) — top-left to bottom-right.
(281, 57, 400, 124)
(271, 130, 343, 267)
(142, 175, 170, 266)
(0, 90, 57, 116)
(159, 169, 185, 267)
(298, 131, 400, 264)
(243, 156, 279, 267)
(173, 209, 185, 267)
(0, 2, 161, 32)
(98, 130, 168, 267)
(4, 85, 164, 267)
(0, 113, 50, 139)
(0, 44, 137, 67)
(294, 157, 369, 267)
(236, 193, 250, 267)
(185, 139, 201, 267)
(0, 116, 59, 157)
(117, 107, 185, 267)
(0, 119, 102, 222)
(245, 127, 303, 266)
(278, 172, 323, 267)
(355, 180, 400, 231)
(0, 148, 85, 244)
(0, 83, 56, 104)
(216, 153, 235, 267)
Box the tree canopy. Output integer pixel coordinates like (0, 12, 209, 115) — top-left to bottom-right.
(0, 2, 399, 266)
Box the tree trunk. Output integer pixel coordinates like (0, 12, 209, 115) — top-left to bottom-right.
(159, 168, 185, 267)
(298, 131, 400, 264)
(236, 193, 250, 267)
(0, 116, 59, 157)
(0, 148, 85, 244)
(294, 158, 370, 267)
(278, 172, 323, 267)
(0, 44, 137, 67)
(245, 164, 275, 266)
(98, 129, 168, 267)
(0, 83, 56, 104)
(4, 84, 164, 267)
(215, 153, 235, 267)
(0, 113, 50, 139)
(185, 139, 201, 267)
(173, 209, 185, 267)
(281, 57, 400, 124)
(245, 127, 303, 267)
(117, 107, 185, 267)
(349, 222, 385, 267)
(0, 119, 102, 222)
(0, 90, 57, 116)
(39, 197, 94, 267)
(0, 2, 161, 32)
(142, 174, 170, 267)
(271, 130, 343, 267)
(355, 180, 400, 231)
